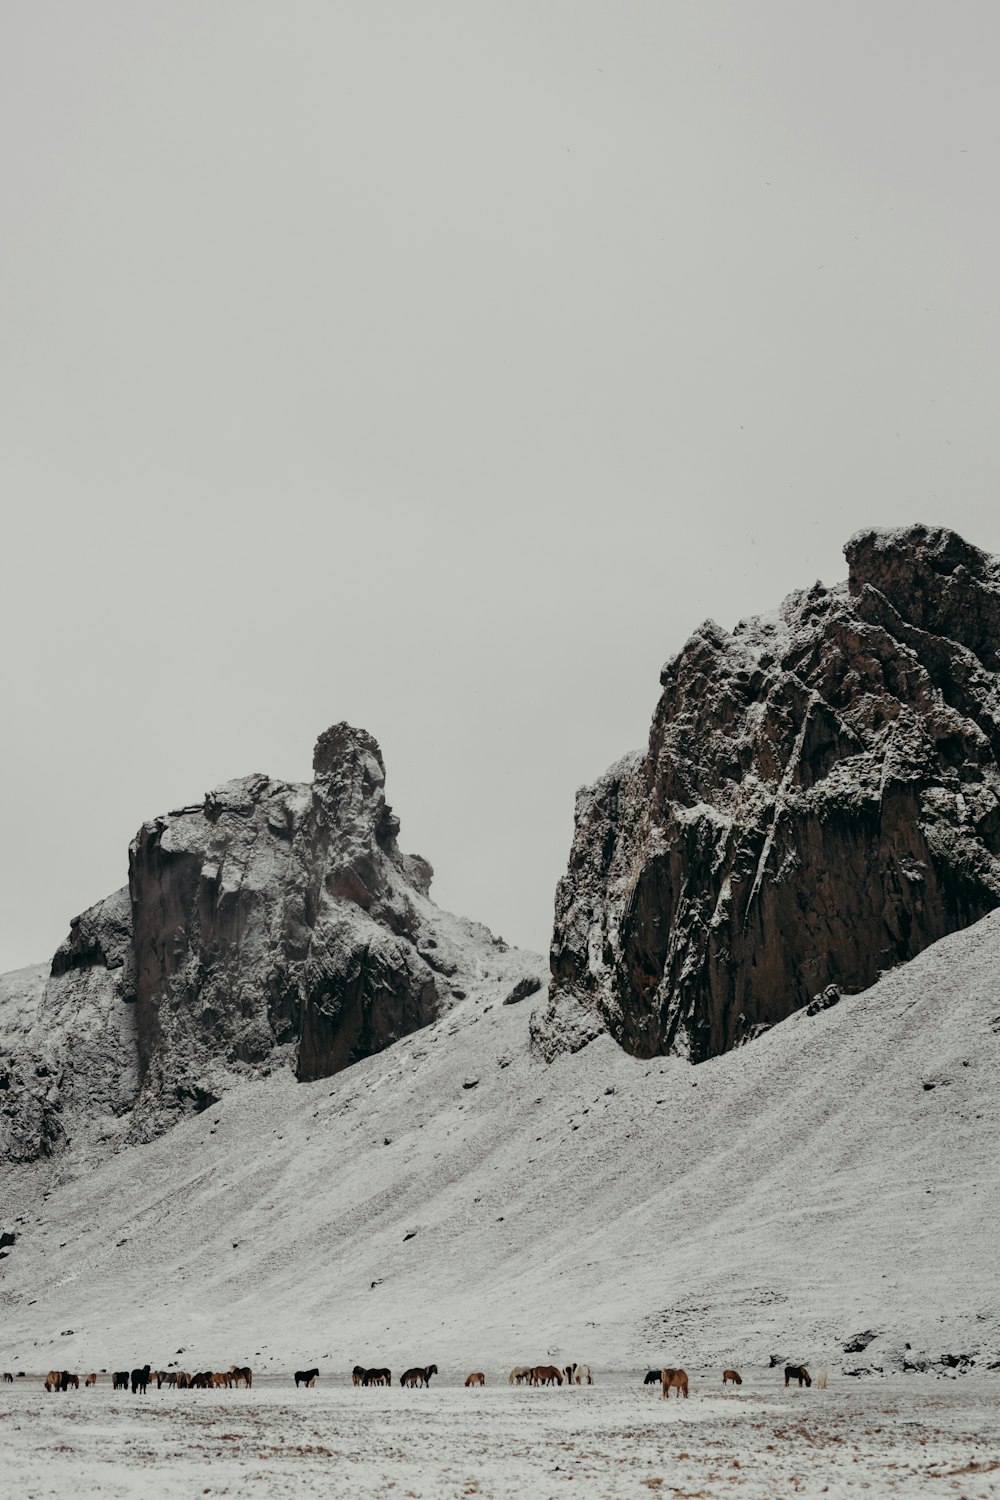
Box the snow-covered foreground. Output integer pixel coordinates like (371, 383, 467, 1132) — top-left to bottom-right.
(3, 911, 1000, 1379)
(2, 1376, 999, 1499)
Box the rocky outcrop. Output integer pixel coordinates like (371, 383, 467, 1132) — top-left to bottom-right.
(540, 525, 1000, 1063)
(1, 723, 543, 1157)
(0, 960, 139, 1164)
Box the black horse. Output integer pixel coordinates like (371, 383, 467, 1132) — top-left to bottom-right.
(643, 1369, 662, 1384)
(294, 1368, 319, 1387)
(113, 1371, 129, 1390)
(784, 1365, 812, 1387)
(131, 1365, 151, 1395)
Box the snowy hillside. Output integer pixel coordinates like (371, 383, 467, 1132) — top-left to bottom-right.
(3, 912, 999, 1380)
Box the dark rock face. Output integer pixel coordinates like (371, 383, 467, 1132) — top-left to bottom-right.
(2, 723, 543, 1156)
(540, 525, 1000, 1063)
(50, 887, 136, 996)
(126, 722, 515, 1125)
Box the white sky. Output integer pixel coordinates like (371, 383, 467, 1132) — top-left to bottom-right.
(2, 1, 999, 973)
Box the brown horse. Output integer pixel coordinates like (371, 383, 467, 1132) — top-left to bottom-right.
(531, 1365, 563, 1386)
(722, 1369, 742, 1386)
(211, 1371, 232, 1388)
(44, 1370, 62, 1392)
(85, 1373, 97, 1388)
(351, 1365, 365, 1386)
(2, 1373, 13, 1383)
(230, 1366, 252, 1388)
(661, 1368, 689, 1399)
(465, 1372, 485, 1386)
(784, 1365, 811, 1387)
(400, 1364, 437, 1387)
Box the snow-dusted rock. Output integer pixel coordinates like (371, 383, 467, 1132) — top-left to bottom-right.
(542, 524, 1000, 1061)
(1, 723, 543, 1157)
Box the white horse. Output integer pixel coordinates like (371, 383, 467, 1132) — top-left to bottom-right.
(507, 1365, 532, 1385)
(564, 1362, 593, 1384)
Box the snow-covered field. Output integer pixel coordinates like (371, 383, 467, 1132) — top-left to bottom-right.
(2, 1375, 999, 1498)
(3, 909, 1000, 1500)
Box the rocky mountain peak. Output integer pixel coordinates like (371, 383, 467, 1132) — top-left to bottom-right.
(1, 723, 542, 1162)
(537, 524, 1000, 1064)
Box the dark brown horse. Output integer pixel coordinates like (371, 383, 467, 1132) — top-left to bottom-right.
(400, 1364, 437, 1387)
(295, 1369, 320, 1387)
(530, 1365, 563, 1386)
(784, 1365, 811, 1387)
(722, 1369, 742, 1385)
(362, 1367, 391, 1386)
(230, 1366, 253, 1388)
(112, 1371, 130, 1390)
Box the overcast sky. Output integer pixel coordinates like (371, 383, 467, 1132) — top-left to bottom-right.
(2, 1, 999, 974)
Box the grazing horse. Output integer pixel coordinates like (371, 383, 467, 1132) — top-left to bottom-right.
(722, 1369, 742, 1386)
(131, 1366, 151, 1395)
(60, 1372, 79, 1391)
(113, 1371, 130, 1390)
(191, 1372, 213, 1389)
(230, 1366, 252, 1388)
(784, 1365, 811, 1387)
(531, 1365, 563, 1386)
(44, 1370, 62, 1392)
(85, 1373, 97, 1388)
(465, 1372, 485, 1386)
(2, 1372, 13, 1383)
(211, 1372, 232, 1388)
(565, 1363, 593, 1385)
(362, 1368, 391, 1386)
(296, 1369, 320, 1388)
(507, 1366, 532, 1385)
(643, 1369, 662, 1385)
(661, 1368, 689, 1399)
(400, 1364, 437, 1387)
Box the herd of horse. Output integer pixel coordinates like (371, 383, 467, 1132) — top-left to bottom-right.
(349, 1364, 440, 1387)
(43, 1364, 253, 1394)
(28, 1361, 813, 1394)
(506, 1363, 594, 1386)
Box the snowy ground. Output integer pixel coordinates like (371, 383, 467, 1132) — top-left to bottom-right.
(2, 1374, 999, 1498)
(5, 911, 1000, 1376)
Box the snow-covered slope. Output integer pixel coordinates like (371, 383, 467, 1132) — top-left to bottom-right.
(3, 913, 999, 1379)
